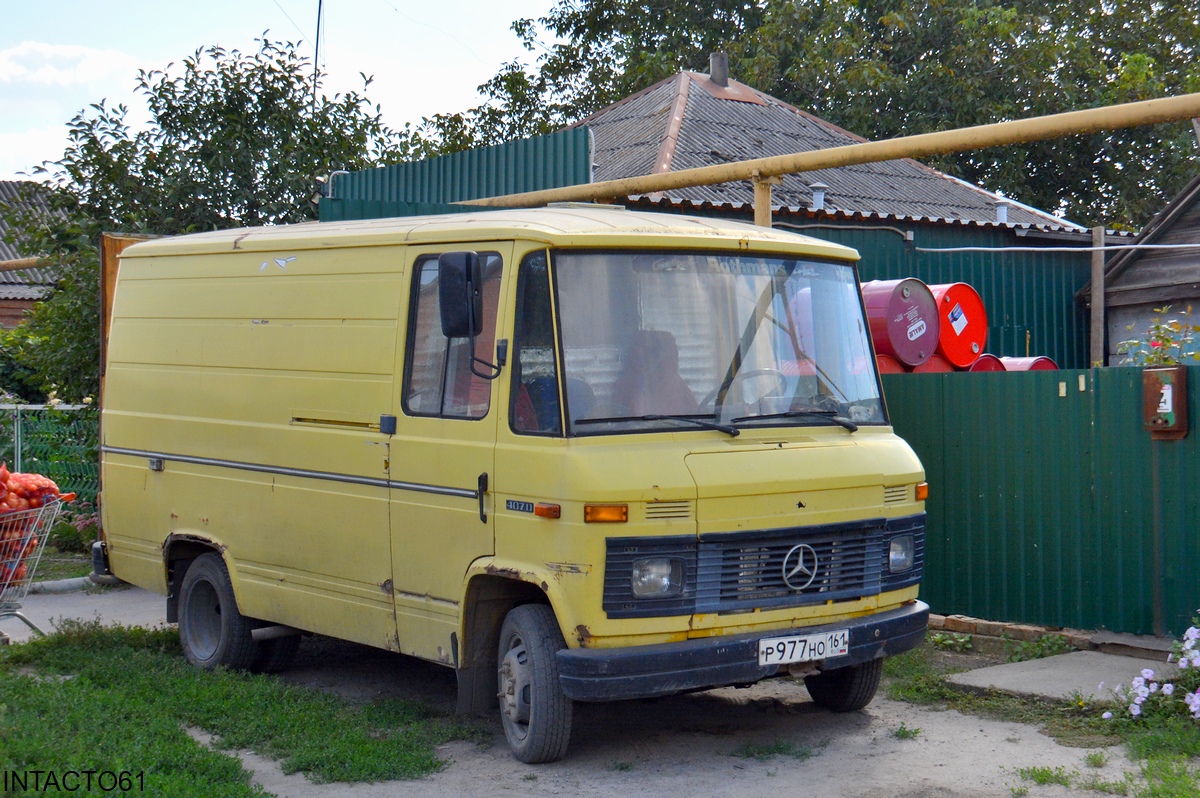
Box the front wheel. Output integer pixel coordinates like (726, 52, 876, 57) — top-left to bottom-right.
(496, 604, 573, 763)
(178, 553, 257, 671)
(804, 658, 883, 712)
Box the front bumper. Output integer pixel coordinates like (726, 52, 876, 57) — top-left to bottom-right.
(556, 600, 929, 702)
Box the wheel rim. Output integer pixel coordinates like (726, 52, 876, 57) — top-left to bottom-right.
(498, 632, 532, 740)
(184, 578, 223, 660)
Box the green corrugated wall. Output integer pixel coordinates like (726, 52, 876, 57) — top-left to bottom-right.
(885, 367, 1200, 636)
(319, 127, 592, 221)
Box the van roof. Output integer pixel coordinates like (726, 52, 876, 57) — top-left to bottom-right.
(120, 205, 859, 262)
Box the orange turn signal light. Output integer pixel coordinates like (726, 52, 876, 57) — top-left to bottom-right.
(534, 503, 561, 519)
(584, 504, 628, 523)
(915, 482, 929, 502)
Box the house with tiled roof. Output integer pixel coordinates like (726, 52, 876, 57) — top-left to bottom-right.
(0, 181, 60, 328)
(570, 61, 1080, 233)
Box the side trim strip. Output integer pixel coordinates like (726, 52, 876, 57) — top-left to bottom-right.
(101, 446, 478, 500)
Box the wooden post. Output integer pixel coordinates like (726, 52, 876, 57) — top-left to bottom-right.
(1090, 226, 1106, 366)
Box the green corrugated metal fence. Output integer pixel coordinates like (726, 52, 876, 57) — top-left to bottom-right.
(884, 367, 1200, 636)
(319, 127, 593, 221)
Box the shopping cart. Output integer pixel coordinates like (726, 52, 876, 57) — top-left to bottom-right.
(0, 497, 71, 637)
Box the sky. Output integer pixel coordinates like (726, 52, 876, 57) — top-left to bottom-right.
(0, 0, 556, 181)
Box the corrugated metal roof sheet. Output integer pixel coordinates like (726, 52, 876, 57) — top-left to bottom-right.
(0, 181, 60, 290)
(572, 72, 1082, 232)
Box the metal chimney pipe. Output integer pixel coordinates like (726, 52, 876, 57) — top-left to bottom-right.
(992, 198, 1011, 224)
(809, 182, 829, 212)
(710, 53, 729, 87)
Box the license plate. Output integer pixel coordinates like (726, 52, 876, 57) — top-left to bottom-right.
(758, 629, 850, 666)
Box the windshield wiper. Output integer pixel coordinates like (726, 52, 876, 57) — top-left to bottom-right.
(730, 409, 859, 433)
(576, 414, 740, 437)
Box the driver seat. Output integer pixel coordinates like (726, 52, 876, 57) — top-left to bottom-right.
(611, 330, 699, 416)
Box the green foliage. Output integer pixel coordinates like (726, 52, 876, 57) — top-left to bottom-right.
(893, 722, 921, 739)
(0, 327, 47, 402)
(1003, 633, 1075, 663)
(1117, 306, 1200, 367)
(928, 631, 974, 653)
(0, 38, 410, 400)
(1017, 765, 1072, 786)
(1087, 751, 1111, 768)
(0, 620, 483, 790)
(48, 501, 100, 554)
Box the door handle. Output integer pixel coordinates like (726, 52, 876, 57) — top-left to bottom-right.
(477, 472, 488, 524)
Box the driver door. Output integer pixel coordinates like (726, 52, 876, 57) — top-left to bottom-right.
(389, 243, 511, 663)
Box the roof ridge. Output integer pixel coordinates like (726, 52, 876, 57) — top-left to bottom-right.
(653, 74, 691, 175)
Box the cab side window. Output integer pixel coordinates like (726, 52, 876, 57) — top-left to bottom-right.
(404, 252, 502, 420)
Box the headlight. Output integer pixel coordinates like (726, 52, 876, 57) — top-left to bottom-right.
(631, 557, 684, 598)
(889, 535, 915, 572)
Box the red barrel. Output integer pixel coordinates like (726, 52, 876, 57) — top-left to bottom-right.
(967, 354, 1006, 372)
(1000, 356, 1058, 371)
(910, 354, 955, 373)
(928, 283, 988, 368)
(861, 279, 940, 367)
(876, 354, 906, 374)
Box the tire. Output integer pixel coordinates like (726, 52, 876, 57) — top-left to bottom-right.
(804, 658, 883, 712)
(251, 634, 301, 674)
(496, 604, 573, 763)
(178, 553, 257, 671)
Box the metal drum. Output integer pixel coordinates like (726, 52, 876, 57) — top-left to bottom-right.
(928, 283, 988, 368)
(860, 279, 940, 368)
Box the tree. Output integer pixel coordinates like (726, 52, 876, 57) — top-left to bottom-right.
(0, 37, 409, 401)
(474, 0, 1200, 228)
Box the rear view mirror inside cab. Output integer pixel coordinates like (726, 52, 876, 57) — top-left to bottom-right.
(438, 251, 483, 338)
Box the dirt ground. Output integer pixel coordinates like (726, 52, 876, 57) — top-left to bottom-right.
(226, 636, 1138, 798)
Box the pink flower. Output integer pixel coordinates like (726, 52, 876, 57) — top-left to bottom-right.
(1151, 341, 1162, 348)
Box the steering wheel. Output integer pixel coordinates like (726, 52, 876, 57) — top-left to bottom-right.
(700, 368, 789, 410)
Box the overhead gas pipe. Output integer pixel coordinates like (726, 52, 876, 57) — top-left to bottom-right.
(460, 93, 1200, 227)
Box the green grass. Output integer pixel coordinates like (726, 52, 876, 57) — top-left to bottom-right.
(893, 722, 921, 740)
(0, 620, 487, 795)
(1016, 765, 1071, 786)
(1002, 633, 1076, 663)
(30, 548, 93, 582)
(729, 740, 818, 761)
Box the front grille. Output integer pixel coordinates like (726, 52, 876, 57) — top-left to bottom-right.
(696, 520, 885, 613)
(603, 514, 925, 619)
(884, 485, 909, 505)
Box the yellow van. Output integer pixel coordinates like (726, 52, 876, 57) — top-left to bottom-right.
(99, 205, 928, 762)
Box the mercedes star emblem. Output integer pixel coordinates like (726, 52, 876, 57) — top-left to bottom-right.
(782, 543, 819, 591)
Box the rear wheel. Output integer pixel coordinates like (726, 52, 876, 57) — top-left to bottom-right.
(178, 553, 257, 671)
(497, 604, 573, 763)
(804, 659, 883, 712)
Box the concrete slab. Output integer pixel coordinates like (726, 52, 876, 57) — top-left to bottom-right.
(947, 649, 1178, 701)
(0, 584, 167, 644)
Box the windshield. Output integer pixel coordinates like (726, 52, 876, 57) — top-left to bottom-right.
(554, 251, 885, 436)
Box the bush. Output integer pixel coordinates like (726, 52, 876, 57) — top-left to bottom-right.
(48, 502, 99, 553)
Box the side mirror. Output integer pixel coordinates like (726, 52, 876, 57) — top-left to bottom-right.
(438, 251, 483, 338)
